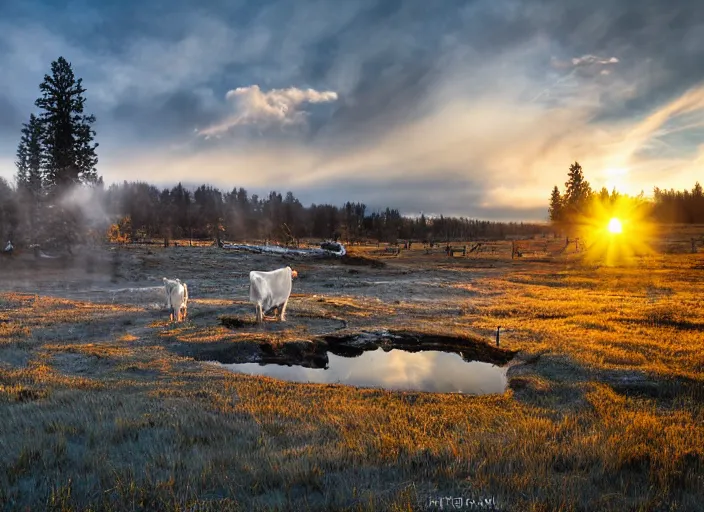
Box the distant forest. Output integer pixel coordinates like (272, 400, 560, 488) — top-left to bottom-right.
(548, 162, 704, 227)
(1, 56, 703, 252)
(100, 181, 549, 245)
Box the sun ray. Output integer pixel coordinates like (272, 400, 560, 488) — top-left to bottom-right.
(571, 195, 656, 266)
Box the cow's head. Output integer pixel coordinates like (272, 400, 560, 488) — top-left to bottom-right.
(291, 269, 298, 279)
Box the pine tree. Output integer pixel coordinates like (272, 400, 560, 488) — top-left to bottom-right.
(15, 114, 44, 243)
(35, 56, 99, 192)
(563, 161, 592, 220)
(15, 114, 45, 195)
(548, 186, 563, 222)
(33, 56, 100, 251)
(598, 186, 610, 203)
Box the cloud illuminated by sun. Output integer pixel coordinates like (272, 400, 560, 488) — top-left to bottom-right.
(600, 167, 631, 194)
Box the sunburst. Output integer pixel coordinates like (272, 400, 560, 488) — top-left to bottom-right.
(572, 195, 656, 266)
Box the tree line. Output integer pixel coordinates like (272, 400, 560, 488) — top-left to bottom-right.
(548, 162, 704, 227)
(651, 184, 704, 224)
(98, 181, 549, 245)
(1, 171, 551, 247)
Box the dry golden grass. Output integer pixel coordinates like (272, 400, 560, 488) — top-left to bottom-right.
(464, 256, 704, 380)
(0, 238, 703, 511)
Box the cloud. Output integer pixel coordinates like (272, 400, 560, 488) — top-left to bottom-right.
(197, 85, 338, 137)
(0, 94, 22, 135)
(571, 55, 620, 67)
(1, 0, 704, 220)
(103, 60, 704, 220)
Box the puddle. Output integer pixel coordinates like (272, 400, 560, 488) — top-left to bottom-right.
(215, 348, 508, 394)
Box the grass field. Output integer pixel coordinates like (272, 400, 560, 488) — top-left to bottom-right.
(1, 230, 703, 511)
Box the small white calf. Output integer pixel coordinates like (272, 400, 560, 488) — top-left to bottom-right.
(249, 266, 298, 323)
(163, 277, 188, 322)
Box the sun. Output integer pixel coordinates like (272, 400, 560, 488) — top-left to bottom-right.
(607, 217, 623, 234)
(574, 195, 655, 266)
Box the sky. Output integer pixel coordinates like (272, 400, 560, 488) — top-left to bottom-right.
(1, 0, 703, 221)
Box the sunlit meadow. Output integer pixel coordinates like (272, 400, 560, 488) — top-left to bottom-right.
(1, 227, 703, 511)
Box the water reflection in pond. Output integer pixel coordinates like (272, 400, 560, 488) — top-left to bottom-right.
(216, 348, 508, 394)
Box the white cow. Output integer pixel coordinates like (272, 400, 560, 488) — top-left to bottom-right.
(249, 266, 299, 323)
(163, 277, 188, 322)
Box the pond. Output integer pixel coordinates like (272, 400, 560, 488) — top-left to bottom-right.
(215, 348, 508, 394)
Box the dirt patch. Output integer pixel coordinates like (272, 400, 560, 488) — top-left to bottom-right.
(169, 339, 264, 365)
(170, 336, 331, 369)
(219, 315, 259, 329)
(318, 329, 517, 366)
(218, 311, 347, 335)
(339, 254, 386, 268)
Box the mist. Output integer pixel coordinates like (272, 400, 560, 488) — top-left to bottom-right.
(58, 184, 114, 232)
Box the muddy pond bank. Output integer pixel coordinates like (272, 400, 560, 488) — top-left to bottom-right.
(169, 328, 518, 394)
(173, 329, 516, 367)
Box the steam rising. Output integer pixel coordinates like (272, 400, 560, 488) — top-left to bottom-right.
(58, 184, 114, 230)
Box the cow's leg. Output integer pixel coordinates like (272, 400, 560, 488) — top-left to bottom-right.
(279, 299, 288, 321)
(182, 306, 187, 321)
(169, 307, 174, 322)
(255, 304, 263, 323)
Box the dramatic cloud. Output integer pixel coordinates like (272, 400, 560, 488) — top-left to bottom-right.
(197, 85, 339, 137)
(0, 0, 703, 220)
